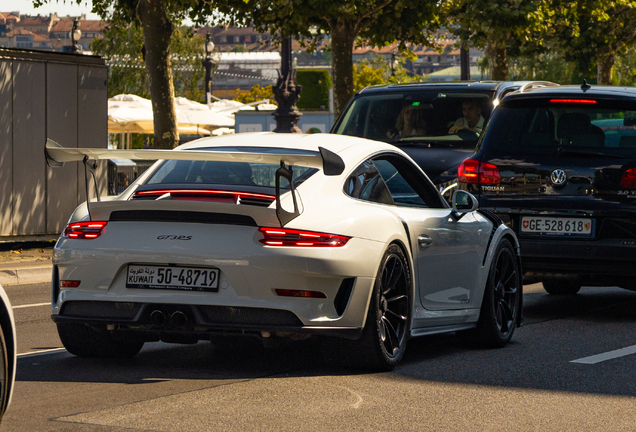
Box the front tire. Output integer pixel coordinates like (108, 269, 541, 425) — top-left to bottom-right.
(57, 323, 144, 358)
(347, 244, 412, 371)
(542, 279, 581, 295)
(471, 238, 521, 348)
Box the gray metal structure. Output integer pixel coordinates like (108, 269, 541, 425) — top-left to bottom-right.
(0, 48, 107, 239)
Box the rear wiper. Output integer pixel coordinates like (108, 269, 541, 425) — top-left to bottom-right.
(557, 147, 624, 158)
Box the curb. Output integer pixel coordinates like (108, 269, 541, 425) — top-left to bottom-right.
(0, 265, 52, 286)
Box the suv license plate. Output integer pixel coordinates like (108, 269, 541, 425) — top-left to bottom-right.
(520, 217, 593, 236)
(126, 265, 219, 292)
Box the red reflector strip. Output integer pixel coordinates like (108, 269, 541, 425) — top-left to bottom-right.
(61, 280, 81, 287)
(63, 221, 108, 240)
(135, 189, 276, 200)
(549, 99, 597, 104)
(259, 227, 350, 247)
(275, 289, 327, 298)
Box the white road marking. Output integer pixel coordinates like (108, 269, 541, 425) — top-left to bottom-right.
(13, 302, 50, 309)
(18, 348, 67, 358)
(570, 344, 636, 364)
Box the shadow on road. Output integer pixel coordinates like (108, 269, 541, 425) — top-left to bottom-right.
(14, 287, 636, 398)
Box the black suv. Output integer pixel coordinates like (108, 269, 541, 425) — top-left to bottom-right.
(459, 83, 636, 294)
(332, 80, 556, 197)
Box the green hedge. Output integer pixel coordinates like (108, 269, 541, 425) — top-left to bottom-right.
(296, 69, 332, 110)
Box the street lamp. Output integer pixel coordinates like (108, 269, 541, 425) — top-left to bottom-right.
(69, 18, 82, 53)
(273, 36, 302, 133)
(202, 31, 216, 105)
(390, 51, 398, 77)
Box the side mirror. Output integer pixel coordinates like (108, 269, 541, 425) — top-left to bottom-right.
(451, 190, 478, 220)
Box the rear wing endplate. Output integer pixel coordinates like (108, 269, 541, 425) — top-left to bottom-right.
(45, 139, 345, 227)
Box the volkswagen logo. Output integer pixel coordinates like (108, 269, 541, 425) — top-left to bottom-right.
(551, 169, 567, 186)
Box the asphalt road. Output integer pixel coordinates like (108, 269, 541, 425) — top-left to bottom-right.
(2, 280, 636, 431)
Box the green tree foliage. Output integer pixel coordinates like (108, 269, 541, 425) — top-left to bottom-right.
(91, 24, 208, 101)
(353, 56, 422, 92)
(546, 0, 636, 84)
(614, 49, 636, 86)
(233, 85, 276, 104)
(296, 70, 332, 110)
(215, 0, 442, 114)
(34, 0, 218, 148)
(507, 52, 577, 84)
(446, 0, 546, 80)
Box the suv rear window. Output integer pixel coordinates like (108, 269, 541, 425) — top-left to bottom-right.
(484, 100, 636, 157)
(334, 91, 493, 147)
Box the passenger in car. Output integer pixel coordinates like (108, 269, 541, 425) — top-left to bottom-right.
(448, 99, 485, 134)
(387, 105, 428, 139)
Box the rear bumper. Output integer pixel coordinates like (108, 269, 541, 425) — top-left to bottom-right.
(51, 300, 364, 340)
(518, 237, 636, 284)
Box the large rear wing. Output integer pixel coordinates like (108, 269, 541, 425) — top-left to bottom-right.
(45, 139, 345, 226)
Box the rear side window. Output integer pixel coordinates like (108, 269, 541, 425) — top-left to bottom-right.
(483, 101, 636, 156)
(344, 160, 394, 205)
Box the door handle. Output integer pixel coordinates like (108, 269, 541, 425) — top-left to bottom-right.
(418, 235, 433, 248)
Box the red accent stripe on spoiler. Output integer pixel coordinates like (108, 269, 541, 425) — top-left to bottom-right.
(135, 189, 276, 200)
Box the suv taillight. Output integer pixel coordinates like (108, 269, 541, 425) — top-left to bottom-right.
(458, 158, 501, 184)
(63, 221, 108, 239)
(621, 168, 636, 189)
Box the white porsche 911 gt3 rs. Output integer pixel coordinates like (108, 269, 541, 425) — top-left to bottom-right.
(45, 132, 522, 370)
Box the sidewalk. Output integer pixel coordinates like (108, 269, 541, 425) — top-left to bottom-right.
(0, 241, 55, 286)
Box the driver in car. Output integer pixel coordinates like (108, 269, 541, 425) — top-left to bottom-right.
(448, 99, 485, 134)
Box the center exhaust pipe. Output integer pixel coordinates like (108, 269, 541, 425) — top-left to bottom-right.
(150, 310, 167, 327)
(171, 311, 188, 328)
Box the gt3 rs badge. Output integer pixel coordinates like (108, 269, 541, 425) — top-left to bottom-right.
(157, 235, 192, 240)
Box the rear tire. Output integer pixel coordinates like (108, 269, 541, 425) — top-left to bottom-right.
(542, 279, 581, 295)
(343, 244, 412, 371)
(467, 239, 521, 348)
(57, 323, 144, 358)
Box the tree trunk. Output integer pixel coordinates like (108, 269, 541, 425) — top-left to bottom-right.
(137, 0, 179, 149)
(330, 20, 357, 115)
(597, 53, 615, 85)
(486, 42, 508, 81)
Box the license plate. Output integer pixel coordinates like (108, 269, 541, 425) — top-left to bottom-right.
(126, 265, 219, 292)
(520, 217, 593, 236)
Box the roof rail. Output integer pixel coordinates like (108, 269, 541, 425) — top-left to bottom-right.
(519, 81, 559, 92)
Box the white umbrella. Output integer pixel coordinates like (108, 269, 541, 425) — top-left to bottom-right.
(108, 94, 153, 110)
(176, 109, 234, 128)
(108, 106, 154, 148)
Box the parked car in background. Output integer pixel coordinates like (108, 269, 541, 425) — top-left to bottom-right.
(0, 284, 16, 424)
(46, 133, 521, 370)
(332, 80, 557, 199)
(458, 82, 636, 294)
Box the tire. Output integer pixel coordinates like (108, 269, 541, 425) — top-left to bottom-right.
(345, 244, 412, 371)
(470, 238, 521, 348)
(57, 323, 144, 358)
(542, 279, 581, 295)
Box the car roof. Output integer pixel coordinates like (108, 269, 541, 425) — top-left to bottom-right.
(503, 84, 636, 101)
(356, 80, 514, 95)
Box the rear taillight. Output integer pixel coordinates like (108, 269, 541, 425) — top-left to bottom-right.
(63, 221, 108, 239)
(458, 158, 501, 184)
(621, 168, 636, 189)
(259, 227, 350, 247)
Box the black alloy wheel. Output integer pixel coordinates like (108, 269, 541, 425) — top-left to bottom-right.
(377, 251, 410, 358)
(470, 238, 521, 348)
(347, 244, 411, 371)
